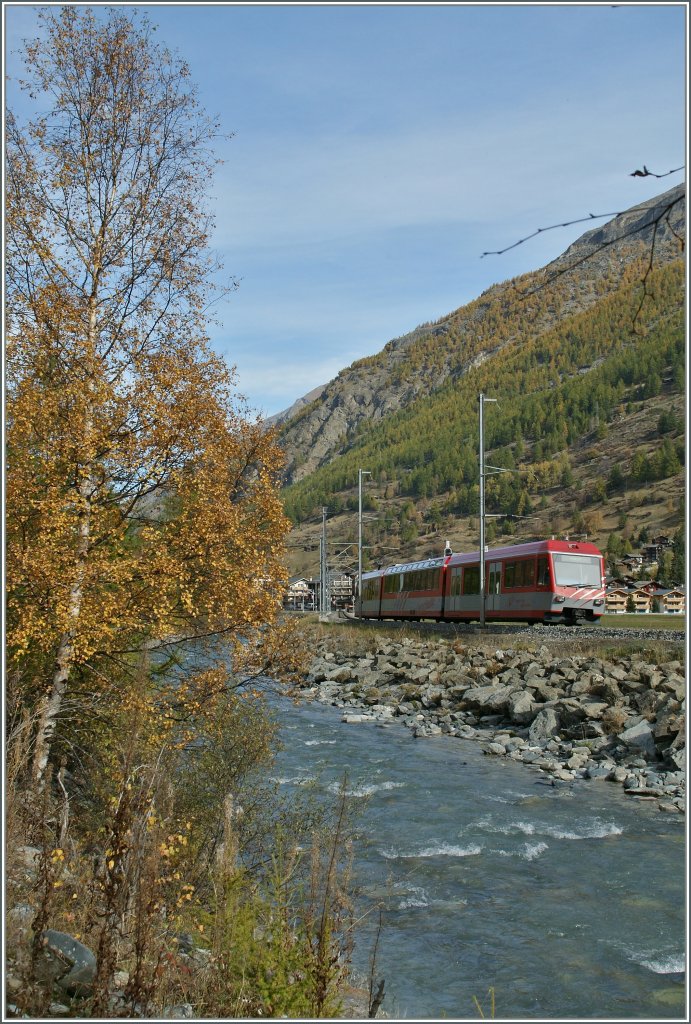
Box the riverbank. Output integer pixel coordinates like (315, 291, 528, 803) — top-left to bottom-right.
(292, 624, 686, 814)
(274, 674, 686, 1020)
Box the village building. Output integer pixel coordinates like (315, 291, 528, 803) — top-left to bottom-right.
(604, 587, 630, 614)
(657, 587, 686, 615)
(284, 572, 355, 611)
(284, 576, 315, 610)
(604, 582, 685, 615)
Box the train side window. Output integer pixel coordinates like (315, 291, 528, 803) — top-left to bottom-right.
(537, 556, 550, 587)
(462, 566, 480, 594)
(384, 574, 401, 594)
(505, 560, 534, 588)
(451, 569, 461, 596)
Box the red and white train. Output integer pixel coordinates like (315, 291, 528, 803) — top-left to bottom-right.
(357, 539, 606, 626)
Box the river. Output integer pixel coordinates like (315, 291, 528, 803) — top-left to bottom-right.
(271, 695, 686, 1021)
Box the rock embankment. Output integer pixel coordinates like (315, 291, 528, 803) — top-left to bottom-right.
(297, 637, 686, 814)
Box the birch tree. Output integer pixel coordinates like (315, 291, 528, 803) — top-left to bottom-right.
(6, 8, 290, 787)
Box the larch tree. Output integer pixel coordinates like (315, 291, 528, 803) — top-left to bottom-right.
(5, 7, 291, 787)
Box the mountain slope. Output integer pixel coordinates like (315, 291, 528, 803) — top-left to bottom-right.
(276, 185, 684, 487)
(276, 185, 685, 579)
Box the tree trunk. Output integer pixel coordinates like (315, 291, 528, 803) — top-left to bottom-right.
(33, 300, 98, 789)
(32, 474, 93, 788)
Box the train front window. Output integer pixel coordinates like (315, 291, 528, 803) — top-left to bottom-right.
(552, 554, 601, 587)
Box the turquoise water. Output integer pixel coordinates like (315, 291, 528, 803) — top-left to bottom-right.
(273, 697, 687, 1021)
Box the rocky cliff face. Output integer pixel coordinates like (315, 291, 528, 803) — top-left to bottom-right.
(275, 185, 684, 485)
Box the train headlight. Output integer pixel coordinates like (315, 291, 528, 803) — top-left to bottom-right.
(594, 599, 604, 606)
(553, 596, 566, 604)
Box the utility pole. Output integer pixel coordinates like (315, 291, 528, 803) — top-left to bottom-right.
(358, 469, 372, 617)
(479, 393, 497, 628)
(321, 506, 329, 614)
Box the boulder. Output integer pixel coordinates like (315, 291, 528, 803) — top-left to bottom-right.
(162, 1004, 196, 1019)
(667, 747, 686, 772)
(37, 930, 97, 996)
(581, 701, 610, 720)
(634, 690, 666, 718)
(659, 676, 685, 701)
(527, 680, 561, 702)
(549, 698, 587, 727)
(485, 742, 507, 756)
(617, 721, 658, 760)
(593, 679, 624, 705)
(326, 665, 356, 684)
(528, 707, 560, 743)
(462, 684, 517, 715)
(639, 667, 663, 688)
(507, 690, 537, 725)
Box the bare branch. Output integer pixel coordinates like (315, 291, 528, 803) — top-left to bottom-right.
(630, 164, 684, 179)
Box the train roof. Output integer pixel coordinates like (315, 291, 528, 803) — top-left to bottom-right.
(446, 539, 603, 567)
(382, 556, 446, 575)
(362, 555, 446, 580)
(362, 539, 603, 579)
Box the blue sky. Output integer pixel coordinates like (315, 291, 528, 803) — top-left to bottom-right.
(4, 2, 687, 417)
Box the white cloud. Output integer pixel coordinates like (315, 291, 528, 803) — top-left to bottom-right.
(224, 352, 350, 419)
(211, 92, 683, 257)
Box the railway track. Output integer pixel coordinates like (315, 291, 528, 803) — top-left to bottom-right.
(337, 613, 685, 646)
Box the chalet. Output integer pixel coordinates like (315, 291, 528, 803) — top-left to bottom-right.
(644, 536, 673, 562)
(330, 572, 355, 609)
(284, 576, 315, 610)
(630, 583, 658, 613)
(291, 572, 355, 612)
(604, 583, 685, 615)
(658, 588, 686, 615)
(604, 587, 630, 614)
(620, 554, 644, 569)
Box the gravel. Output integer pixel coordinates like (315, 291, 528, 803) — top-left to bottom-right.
(345, 617, 685, 646)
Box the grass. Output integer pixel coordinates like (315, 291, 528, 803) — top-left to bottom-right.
(598, 614, 685, 631)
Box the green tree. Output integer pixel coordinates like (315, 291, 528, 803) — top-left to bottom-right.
(560, 462, 575, 488)
(657, 550, 675, 587)
(657, 410, 680, 435)
(671, 527, 685, 584)
(591, 478, 607, 504)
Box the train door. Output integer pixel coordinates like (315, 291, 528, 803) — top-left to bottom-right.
(486, 562, 502, 614)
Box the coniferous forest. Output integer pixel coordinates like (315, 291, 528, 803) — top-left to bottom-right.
(279, 249, 684, 579)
